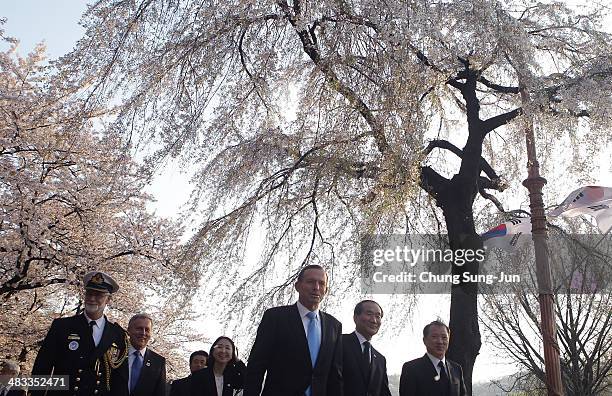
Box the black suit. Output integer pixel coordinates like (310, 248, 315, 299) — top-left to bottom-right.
(169, 376, 190, 396)
(244, 304, 343, 396)
(399, 354, 466, 396)
(189, 362, 245, 396)
(342, 333, 391, 396)
(123, 348, 166, 396)
(31, 314, 129, 396)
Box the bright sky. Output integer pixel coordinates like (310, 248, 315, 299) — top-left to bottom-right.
(2, 0, 609, 386)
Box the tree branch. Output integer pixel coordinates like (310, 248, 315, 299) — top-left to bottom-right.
(424, 139, 506, 190)
(419, 166, 449, 198)
(482, 108, 523, 133)
(277, 1, 389, 154)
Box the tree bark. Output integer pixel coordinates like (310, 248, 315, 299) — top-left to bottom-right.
(434, 173, 482, 396)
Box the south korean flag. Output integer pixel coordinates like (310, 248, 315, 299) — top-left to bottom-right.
(548, 186, 612, 233)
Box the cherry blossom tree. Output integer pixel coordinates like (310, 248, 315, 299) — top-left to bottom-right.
(52, 1, 612, 391)
(0, 29, 200, 374)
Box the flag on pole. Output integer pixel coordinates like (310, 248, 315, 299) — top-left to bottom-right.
(547, 186, 612, 233)
(481, 217, 532, 251)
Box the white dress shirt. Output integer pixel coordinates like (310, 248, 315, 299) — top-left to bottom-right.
(84, 313, 106, 347)
(426, 352, 447, 376)
(214, 373, 224, 396)
(354, 331, 372, 362)
(128, 346, 147, 387)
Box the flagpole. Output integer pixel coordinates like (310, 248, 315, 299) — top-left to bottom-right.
(519, 82, 564, 396)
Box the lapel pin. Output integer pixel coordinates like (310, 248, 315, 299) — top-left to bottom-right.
(434, 374, 440, 381)
(146, 361, 151, 367)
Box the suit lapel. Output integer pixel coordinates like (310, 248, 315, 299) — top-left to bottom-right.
(421, 354, 438, 378)
(92, 316, 115, 360)
(136, 349, 154, 393)
(368, 345, 381, 388)
(349, 332, 368, 382)
(447, 360, 458, 396)
(314, 310, 329, 369)
(78, 315, 96, 351)
(289, 304, 312, 367)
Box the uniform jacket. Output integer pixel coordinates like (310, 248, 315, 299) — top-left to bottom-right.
(341, 332, 392, 396)
(399, 354, 466, 396)
(244, 304, 343, 396)
(31, 314, 129, 396)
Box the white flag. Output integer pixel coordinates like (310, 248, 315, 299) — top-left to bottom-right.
(481, 217, 532, 251)
(548, 186, 612, 233)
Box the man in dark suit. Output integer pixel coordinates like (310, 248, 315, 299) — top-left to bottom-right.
(342, 300, 392, 396)
(31, 271, 129, 396)
(399, 320, 466, 396)
(244, 264, 343, 396)
(169, 350, 208, 396)
(0, 360, 26, 396)
(124, 314, 166, 396)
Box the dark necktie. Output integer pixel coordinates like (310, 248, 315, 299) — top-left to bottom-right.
(363, 341, 371, 370)
(438, 361, 449, 382)
(130, 351, 142, 393)
(89, 320, 96, 345)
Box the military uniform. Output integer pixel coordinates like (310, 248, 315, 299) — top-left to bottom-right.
(31, 315, 129, 396)
(31, 271, 129, 396)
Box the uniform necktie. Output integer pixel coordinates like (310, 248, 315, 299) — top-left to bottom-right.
(305, 311, 320, 396)
(89, 320, 97, 346)
(130, 351, 142, 393)
(438, 361, 449, 382)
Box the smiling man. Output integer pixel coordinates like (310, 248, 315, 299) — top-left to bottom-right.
(31, 271, 129, 396)
(124, 314, 166, 396)
(399, 320, 466, 396)
(244, 265, 343, 396)
(342, 300, 392, 396)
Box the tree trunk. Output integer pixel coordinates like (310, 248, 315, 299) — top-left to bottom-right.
(438, 174, 483, 396)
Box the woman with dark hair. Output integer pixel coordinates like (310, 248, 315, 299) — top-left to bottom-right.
(190, 336, 246, 396)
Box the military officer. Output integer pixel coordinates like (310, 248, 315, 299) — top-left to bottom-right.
(31, 271, 130, 396)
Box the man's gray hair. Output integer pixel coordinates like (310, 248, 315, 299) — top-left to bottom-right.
(0, 359, 20, 374)
(128, 313, 153, 328)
